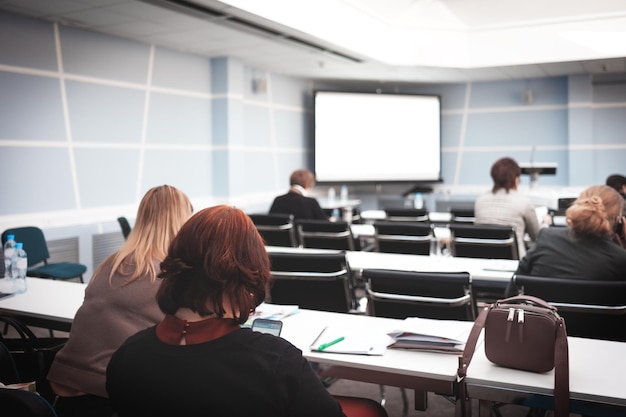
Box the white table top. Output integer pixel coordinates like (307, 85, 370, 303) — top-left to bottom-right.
(0, 277, 86, 324)
(281, 309, 467, 384)
(465, 335, 626, 407)
(2, 277, 624, 412)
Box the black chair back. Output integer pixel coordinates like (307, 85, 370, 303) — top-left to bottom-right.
(295, 219, 358, 251)
(513, 274, 626, 341)
(449, 208, 475, 223)
(117, 216, 132, 239)
(268, 252, 355, 312)
(449, 223, 519, 260)
(363, 269, 476, 321)
(373, 221, 433, 255)
(384, 208, 429, 222)
(248, 213, 297, 247)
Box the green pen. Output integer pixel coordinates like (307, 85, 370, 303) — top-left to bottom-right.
(318, 336, 345, 351)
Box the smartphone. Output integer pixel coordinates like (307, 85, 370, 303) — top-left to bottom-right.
(251, 318, 283, 336)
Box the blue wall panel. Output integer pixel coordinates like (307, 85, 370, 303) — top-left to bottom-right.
(441, 114, 463, 148)
(275, 108, 306, 148)
(0, 72, 66, 140)
(0, 147, 75, 214)
(74, 149, 139, 207)
(147, 93, 212, 145)
(464, 109, 568, 147)
(0, 12, 57, 70)
(60, 26, 150, 83)
(243, 104, 271, 146)
(470, 78, 568, 108)
(593, 108, 626, 145)
(152, 47, 211, 93)
(142, 149, 212, 198)
(66, 80, 144, 143)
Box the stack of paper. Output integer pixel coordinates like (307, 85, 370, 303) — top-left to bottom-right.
(243, 303, 299, 328)
(386, 317, 473, 353)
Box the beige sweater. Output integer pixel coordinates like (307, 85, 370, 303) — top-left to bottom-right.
(47, 257, 164, 398)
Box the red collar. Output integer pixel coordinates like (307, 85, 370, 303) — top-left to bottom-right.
(156, 314, 240, 345)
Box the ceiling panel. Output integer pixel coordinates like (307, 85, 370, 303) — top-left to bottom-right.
(0, 0, 625, 83)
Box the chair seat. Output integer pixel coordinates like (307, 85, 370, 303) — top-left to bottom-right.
(29, 263, 87, 280)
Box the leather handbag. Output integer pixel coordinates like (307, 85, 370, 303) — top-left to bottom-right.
(457, 295, 569, 417)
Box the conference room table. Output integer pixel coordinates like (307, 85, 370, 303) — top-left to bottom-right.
(265, 245, 518, 299)
(1, 278, 625, 416)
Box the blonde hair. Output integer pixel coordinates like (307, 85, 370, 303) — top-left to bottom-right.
(105, 185, 192, 284)
(566, 185, 624, 238)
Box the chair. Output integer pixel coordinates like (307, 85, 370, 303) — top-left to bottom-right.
(373, 221, 433, 255)
(295, 219, 359, 251)
(448, 223, 519, 260)
(512, 274, 626, 342)
(1, 227, 87, 283)
(268, 252, 356, 313)
(362, 268, 476, 416)
(362, 269, 476, 321)
(117, 216, 132, 239)
(248, 213, 297, 247)
(449, 208, 475, 223)
(0, 388, 58, 417)
(384, 208, 429, 222)
(0, 340, 20, 384)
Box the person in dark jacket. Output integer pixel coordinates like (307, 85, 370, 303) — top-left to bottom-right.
(269, 169, 328, 220)
(505, 185, 626, 296)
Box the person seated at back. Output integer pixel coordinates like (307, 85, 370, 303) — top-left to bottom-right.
(106, 205, 386, 417)
(270, 169, 328, 220)
(474, 157, 541, 258)
(606, 174, 626, 216)
(505, 185, 626, 296)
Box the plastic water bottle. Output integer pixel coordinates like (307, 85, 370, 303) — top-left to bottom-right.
(340, 185, 348, 203)
(11, 242, 27, 294)
(414, 192, 424, 209)
(328, 187, 336, 205)
(3, 234, 16, 279)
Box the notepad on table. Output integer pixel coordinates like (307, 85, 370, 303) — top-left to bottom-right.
(310, 326, 393, 355)
(387, 317, 473, 353)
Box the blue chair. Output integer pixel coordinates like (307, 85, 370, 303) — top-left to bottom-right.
(2, 227, 86, 283)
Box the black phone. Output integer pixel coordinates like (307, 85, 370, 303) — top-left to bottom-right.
(251, 318, 283, 336)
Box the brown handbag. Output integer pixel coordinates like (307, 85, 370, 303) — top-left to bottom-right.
(457, 295, 569, 417)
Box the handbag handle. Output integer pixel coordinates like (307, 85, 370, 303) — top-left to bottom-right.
(457, 305, 569, 417)
(496, 294, 557, 311)
(0, 316, 40, 353)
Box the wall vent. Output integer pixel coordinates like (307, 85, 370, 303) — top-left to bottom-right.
(92, 232, 125, 269)
(47, 237, 80, 264)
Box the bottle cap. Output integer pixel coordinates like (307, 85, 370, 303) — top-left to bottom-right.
(7, 234, 14, 240)
(15, 242, 23, 249)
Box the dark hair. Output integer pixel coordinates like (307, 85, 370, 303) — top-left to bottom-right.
(566, 185, 624, 238)
(157, 205, 272, 325)
(606, 174, 626, 193)
(490, 157, 521, 193)
(290, 169, 315, 188)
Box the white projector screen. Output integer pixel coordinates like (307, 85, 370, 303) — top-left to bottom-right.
(314, 91, 442, 183)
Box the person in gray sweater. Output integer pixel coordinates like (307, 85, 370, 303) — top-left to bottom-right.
(47, 185, 193, 417)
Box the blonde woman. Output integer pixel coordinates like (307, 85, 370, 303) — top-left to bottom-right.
(48, 185, 193, 417)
